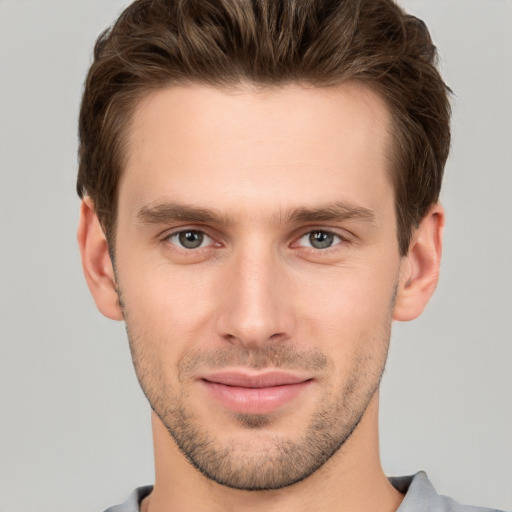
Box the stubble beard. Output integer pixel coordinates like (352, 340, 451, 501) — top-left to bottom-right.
(116, 264, 396, 492)
(124, 324, 391, 491)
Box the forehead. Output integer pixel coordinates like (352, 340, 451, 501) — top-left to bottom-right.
(119, 82, 394, 219)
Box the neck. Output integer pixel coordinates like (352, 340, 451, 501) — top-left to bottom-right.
(143, 392, 403, 512)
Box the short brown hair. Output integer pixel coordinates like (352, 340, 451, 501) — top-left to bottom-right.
(77, 0, 451, 255)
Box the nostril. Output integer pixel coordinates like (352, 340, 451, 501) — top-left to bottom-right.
(268, 332, 287, 341)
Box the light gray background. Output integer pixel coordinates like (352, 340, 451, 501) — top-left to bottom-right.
(0, 1, 511, 511)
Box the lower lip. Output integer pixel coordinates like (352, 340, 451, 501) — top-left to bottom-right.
(201, 380, 313, 415)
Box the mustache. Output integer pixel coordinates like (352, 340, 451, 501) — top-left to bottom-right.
(178, 345, 330, 377)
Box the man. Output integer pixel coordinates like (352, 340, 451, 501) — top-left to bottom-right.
(76, 1, 501, 511)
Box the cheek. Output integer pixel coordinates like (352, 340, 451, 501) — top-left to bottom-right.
(296, 265, 397, 352)
(301, 266, 396, 318)
(118, 259, 219, 343)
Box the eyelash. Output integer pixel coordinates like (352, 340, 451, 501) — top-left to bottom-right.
(163, 229, 216, 251)
(162, 227, 348, 254)
(294, 230, 345, 251)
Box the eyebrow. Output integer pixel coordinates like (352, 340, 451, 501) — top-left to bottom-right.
(136, 202, 231, 225)
(136, 200, 376, 227)
(282, 201, 376, 225)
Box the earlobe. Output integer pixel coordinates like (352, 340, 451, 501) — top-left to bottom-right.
(77, 198, 124, 321)
(393, 204, 444, 322)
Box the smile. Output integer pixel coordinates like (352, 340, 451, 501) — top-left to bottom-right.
(199, 371, 314, 415)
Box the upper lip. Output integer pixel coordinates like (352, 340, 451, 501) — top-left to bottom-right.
(200, 370, 311, 388)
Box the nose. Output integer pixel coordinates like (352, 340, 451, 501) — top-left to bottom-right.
(215, 243, 295, 349)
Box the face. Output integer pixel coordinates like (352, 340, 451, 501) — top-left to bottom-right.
(114, 83, 402, 490)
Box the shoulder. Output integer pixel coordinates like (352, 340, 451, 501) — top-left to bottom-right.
(391, 472, 507, 512)
(103, 486, 153, 512)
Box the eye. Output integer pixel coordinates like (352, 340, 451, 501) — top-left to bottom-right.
(167, 230, 213, 249)
(297, 230, 343, 250)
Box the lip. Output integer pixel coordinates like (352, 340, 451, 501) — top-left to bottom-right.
(199, 370, 313, 415)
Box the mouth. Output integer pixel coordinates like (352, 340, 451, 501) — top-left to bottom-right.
(199, 370, 314, 415)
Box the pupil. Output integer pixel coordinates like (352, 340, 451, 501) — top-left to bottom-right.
(179, 231, 203, 249)
(309, 231, 333, 249)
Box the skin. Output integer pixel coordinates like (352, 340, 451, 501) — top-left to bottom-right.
(78, 82, 444, 512)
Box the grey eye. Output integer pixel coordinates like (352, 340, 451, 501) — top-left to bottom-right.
(297, 230, 341, 249)
(169, 230, 210, 249)
(309, 231, 335, 249)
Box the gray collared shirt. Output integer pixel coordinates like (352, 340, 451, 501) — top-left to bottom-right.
(103, 472, 505, 512)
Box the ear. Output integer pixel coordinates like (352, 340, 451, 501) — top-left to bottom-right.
(393, 203, 444, 321)
(77, 197, 124, 321)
